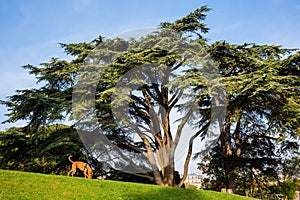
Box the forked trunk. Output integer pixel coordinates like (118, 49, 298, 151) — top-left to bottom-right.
(152, 154, 175, 186)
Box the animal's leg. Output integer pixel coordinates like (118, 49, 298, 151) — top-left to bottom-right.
(68, 170, 73, 176)
(84, 169, 88, 178)
(68, 165, 77, 177)
(72, 169, 76, 176)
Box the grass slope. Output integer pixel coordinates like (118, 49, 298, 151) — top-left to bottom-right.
(0, 170, 257, 200)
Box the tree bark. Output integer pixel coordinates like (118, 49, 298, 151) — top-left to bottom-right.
(177, 122, 210, 188)
(143, 137, 163, 185)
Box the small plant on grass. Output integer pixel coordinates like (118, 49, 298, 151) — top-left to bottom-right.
(279, 180, 297, 200)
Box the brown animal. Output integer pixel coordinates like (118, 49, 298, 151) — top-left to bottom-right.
(68, 155, 93, 179)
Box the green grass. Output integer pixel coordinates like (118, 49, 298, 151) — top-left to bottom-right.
(0, 170, 257, 200)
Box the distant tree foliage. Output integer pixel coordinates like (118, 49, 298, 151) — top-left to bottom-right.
(0, 125, 87, 174)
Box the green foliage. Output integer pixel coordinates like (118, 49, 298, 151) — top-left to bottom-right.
(268, 181, 298, 200)
(198, 41, 300, 192)
(160, 6, 211, 38)
(279, 181, 298, 200)
(0, 125, 84, 174)
(0, 58, 78, 130)
(0, 170, 256, 200)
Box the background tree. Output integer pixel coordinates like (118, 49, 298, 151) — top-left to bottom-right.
(0, 39, 102, 175)
(197, 42, 300, 193)
(0, 124, 88, 174)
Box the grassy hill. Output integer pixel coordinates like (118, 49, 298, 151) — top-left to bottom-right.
(0, 170, 257, 200)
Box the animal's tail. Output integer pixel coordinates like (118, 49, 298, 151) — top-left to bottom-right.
(68, 155, 74, 163)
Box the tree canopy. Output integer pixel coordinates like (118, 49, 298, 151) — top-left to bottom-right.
(198, 42, 300, 193)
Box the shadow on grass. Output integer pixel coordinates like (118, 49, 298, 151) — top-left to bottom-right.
(120, 187, 203, 200)
(120, 186, 256, 200)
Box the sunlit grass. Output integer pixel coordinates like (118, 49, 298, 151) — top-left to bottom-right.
(0, 169, 257, 200)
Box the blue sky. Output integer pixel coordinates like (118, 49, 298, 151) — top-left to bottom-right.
(0, 0, 299, 173)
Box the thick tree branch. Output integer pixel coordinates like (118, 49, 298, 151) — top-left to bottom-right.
(177, 122, 210, 187)
(168, 89, 183, 110)
(234, 111, 242, 157)
(173, 103, 197, 150)
(141, 88, 163, 130)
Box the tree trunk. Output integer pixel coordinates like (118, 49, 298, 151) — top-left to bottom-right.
(162, 157, 175, 186)
(224, 157, 236, 193)
(228, 174, 236, 193)
(143, 138, 164, 185)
